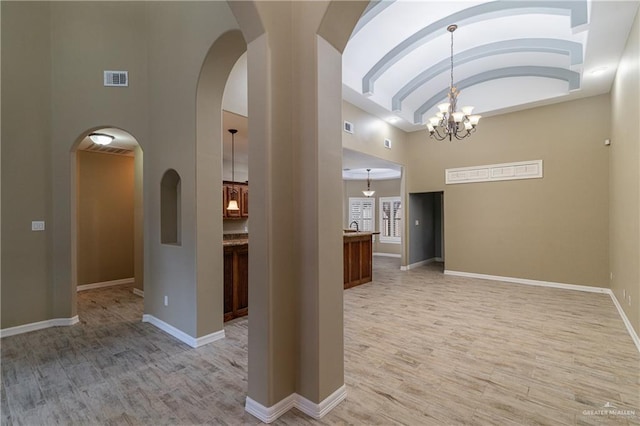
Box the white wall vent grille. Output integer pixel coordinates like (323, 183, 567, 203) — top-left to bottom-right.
(104, 71, 128, 87)
(343, 121, 354, 134)
(446, 160, 543, 185)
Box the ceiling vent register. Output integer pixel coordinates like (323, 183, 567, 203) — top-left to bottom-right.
(104, 71, 128, 87)
(87, 143, 133, 156)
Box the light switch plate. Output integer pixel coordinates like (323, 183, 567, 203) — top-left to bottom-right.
(31, 221, 45, 231)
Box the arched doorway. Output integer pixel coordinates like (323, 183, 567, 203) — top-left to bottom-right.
(70, 128, 144, 320)
(194, 29, 247, 338)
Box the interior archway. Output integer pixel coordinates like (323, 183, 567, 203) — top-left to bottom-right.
(195, 29, 247, 336)
(70, 127, 144, 317)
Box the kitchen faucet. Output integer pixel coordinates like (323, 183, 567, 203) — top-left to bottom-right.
(349, 221, 359, 232)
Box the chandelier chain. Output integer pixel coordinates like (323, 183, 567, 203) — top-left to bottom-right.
(450, 27, 454, 90)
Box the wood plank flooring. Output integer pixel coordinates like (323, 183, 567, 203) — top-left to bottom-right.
(2, 258, 638, 425)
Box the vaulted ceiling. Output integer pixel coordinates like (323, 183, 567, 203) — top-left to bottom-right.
(343, 0, 640, 132)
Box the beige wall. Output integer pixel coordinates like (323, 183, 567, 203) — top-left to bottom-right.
(1, 2, 238, 334)
(77, 151, 134, 285)
(407, 94, 611, 287)
(343, 179, 402, 255)
(610, 8, 640, 336)
(342, 101, 408, 165)
(1, 2, 53, 328)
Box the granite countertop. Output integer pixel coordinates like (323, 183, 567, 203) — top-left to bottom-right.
(223, 233, 248, 246)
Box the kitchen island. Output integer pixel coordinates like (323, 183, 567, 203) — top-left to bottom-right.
(343, 231, 374, 289)
(223, 234, 248, 322)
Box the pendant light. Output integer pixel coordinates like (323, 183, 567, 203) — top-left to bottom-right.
(362, 168, 375, 197)
(227, 129, 240, 211)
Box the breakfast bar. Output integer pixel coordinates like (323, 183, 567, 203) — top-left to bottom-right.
(343, 231, 374, 289)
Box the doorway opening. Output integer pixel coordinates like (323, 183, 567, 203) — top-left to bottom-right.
(71, 128, 144, 321)
(407, 191, 444, 270)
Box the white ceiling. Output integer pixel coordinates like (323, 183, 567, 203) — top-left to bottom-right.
(344, 0, 639, 132)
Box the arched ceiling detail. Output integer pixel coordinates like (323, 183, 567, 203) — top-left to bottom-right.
(413, 66, 581, 123)
(343, 0, 639, 131)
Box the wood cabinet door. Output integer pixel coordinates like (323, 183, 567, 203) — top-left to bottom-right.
(241, 185, 249, 218)
(223, 248, 234, 321)
(236, 245, 249, 316)
(222, 185, 228, 218)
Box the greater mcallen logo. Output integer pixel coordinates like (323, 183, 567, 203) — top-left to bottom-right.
(582, 402, 636, 418)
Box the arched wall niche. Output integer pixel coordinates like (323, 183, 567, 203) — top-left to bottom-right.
(160, 168, 181, 245)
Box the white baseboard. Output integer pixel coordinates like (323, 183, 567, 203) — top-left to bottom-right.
(373, 252, 401, 258)
(296, 385, 347, 419)
(132, 288, 144, 298)
(443, 270, 610, 294)
(142, 314, 224, 348)
(77, 277, 134, 292)
(1, 316, 79, 338)
(245, 394, 296, 424)
(608, 291, 640, 353)
(245, 385, 347, 423)
(400, 257, 438, 271)
(444, 270, 639, 353)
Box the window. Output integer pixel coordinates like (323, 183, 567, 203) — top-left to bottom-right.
(348, 197, 375, 233)
(379, 196, 401, 243)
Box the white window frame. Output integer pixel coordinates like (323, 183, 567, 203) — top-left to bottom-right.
(348, 197, 375, 234)
(379, 196, 402, 244)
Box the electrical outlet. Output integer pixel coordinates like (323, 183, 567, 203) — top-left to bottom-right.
(623, 289, 626, 298)
(610, 272, 614, 280)
(628, 295, 631, 306)
(164, 296, 168, 306)
(415, 220, 420, 226)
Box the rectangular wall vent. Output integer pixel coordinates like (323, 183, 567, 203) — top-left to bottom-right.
(104, 71, 128, 87)
(446, 160, 543, 185)
(343, 121, 354, 134)
(384, 138, 392, 149)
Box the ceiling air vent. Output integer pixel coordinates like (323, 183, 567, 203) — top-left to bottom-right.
(104, 70, 128, 87)
(87, 143, 133, 156)
(343, 121, 354, 134)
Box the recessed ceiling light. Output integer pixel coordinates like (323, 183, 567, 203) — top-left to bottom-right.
(590, 67, 608, 76)
(387, 117, 399, 123)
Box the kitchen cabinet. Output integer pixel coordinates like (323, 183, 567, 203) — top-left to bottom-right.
(223, 242, 248, 321)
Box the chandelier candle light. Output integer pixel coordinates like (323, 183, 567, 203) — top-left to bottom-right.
(427, 24, 481, 141)
(227, 128, 240, 211)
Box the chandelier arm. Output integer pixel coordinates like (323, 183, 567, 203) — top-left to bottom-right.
(430, 127, 448, 141)
(454, 128, 473, 140)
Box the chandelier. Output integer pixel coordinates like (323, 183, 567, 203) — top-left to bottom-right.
(427, 24, 481, 141)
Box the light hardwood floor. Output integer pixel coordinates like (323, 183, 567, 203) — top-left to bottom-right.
(2, 258, 638, 425)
